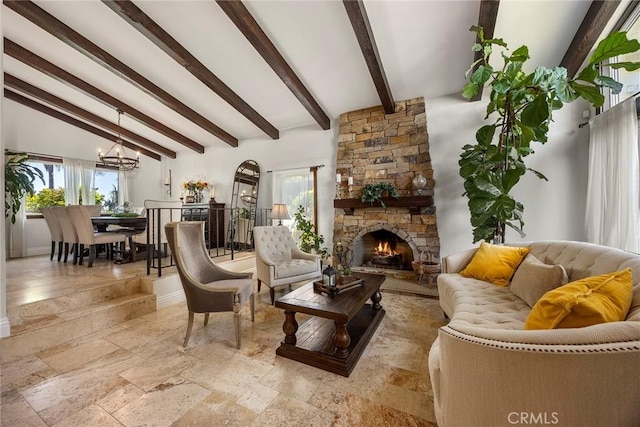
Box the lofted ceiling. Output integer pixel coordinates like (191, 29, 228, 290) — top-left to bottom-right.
(2, 0, 634, 161)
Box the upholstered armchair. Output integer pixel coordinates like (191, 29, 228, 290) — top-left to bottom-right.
(253, 225, 322, 305)
(165, 221, 254, 348)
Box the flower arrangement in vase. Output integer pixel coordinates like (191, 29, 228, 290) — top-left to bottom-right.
(182, 178, 208, 203)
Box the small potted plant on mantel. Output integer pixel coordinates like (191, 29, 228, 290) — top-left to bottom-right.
(360, 182, 399, 209)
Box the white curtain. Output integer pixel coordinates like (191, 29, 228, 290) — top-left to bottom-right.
(118, 171, 129, 206)
(63, 157, 82, 205)
(80, 160, 96, 205)
(271, 168, 314, 228)
(63, 158, 97, 205)
(586, 96, 640, 252)
(8, 195, 27, 258)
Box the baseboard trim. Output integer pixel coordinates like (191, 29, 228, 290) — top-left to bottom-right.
(0, 317, 11, 338)
(27, 246, 50, 257)
(156, 289, 185, 310)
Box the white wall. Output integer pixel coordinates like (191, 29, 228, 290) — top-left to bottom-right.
(428, 94, 590, 257)
(155, 123, 339, 243)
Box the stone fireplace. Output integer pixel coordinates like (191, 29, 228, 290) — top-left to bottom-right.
(333, 97, 440, 283)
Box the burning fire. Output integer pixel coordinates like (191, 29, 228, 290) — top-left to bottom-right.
(374, 241, 397, 256)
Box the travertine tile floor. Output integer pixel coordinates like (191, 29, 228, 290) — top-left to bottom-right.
(1, 256, 447, 426)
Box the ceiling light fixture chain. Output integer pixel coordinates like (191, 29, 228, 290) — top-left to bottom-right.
(98, 109, 140, 173)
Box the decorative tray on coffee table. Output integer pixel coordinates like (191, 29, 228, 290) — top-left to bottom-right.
(313, 276, 365, 296)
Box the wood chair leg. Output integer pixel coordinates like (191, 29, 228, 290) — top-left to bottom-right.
(78, 244, 85, 265)
(257, 279, 261, 292)
(88, 245, 95, 267)
(233, 303, 241, 349)
(50, 241, 55, 260)
(73, 244, 79, 265)
(204, 313, 210, 326)
(63, 242, 69, 263)
(57, 241, 63, 262)
(270, 288, 275, 305)
(184, 311, 194, 347)
(250, 294, 255, 322)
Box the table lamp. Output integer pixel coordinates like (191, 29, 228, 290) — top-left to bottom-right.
(270, 203, 290, 225)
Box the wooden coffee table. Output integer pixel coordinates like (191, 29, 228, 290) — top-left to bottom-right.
(274, 273, 385, 377)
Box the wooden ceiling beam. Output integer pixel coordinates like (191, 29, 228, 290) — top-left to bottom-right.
(4, 0, 235, 148)
(4, 73, 176, 159)
(216, 0, 330, 130)
(469, 0, 500, 102)
(4, 88, 162, 161)
(4, 38, 204, 154)
(560, 0, 622, 78)
(102, 0, 280, 140)
(343, 0, 394, 114)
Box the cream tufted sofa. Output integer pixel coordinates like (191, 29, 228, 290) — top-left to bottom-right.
(430, 241, 640, 427)
(253, 226, 321, 305)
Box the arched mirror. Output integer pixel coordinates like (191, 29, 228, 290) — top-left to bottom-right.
(227, 160, 260, 250)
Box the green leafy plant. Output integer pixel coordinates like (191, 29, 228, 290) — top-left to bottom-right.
(294, 205, 328, 258)
(360, 182, 399, 208)
(460, 27, 640, 243)
(112, 211, 139, 218)
(5, 151, 44, 223)
(237, 208, 250, 219)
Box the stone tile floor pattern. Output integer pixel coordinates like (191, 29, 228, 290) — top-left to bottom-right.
(1, 286, 447, 426)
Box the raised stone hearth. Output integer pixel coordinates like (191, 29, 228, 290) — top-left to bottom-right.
(333, 97, 440, 284)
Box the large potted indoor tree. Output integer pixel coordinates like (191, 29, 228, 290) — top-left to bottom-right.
(460, 27, 640, 243)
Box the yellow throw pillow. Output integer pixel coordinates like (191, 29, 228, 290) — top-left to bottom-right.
(459, 242, 531, 287)
(524, 268, 633, 330)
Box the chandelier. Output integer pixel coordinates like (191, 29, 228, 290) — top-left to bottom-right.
(98, 110, 140, 172)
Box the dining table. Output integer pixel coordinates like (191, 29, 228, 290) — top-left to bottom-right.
(91, 216, 148, 263)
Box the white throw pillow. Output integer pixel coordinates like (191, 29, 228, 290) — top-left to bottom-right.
(510, 254, 568, 307)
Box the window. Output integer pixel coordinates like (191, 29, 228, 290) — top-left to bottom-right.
(25, 159, 119, 213)
(607, 4, 640, 108)
(271, 168, 315, 229)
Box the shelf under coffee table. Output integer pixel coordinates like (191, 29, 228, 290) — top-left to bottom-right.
(274, 273, 386, 377)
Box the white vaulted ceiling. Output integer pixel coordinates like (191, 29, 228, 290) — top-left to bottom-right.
(1, 0, 633, 159)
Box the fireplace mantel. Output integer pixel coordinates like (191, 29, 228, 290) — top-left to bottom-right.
(334, 196, 433, 215)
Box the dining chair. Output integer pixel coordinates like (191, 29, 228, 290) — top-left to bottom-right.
(67, 205, 126, 267)
(51, 206, 79, 264)
(132, 199, 182, 262)
(165, 221, 254, 348)
(40, 206, 64, 261)
(86, 205, 102, 231)
(253, 225, 322, 305)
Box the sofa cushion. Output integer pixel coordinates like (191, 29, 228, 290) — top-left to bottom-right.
(274, 259, 318, 279)
(438, 273, 530, 329)
(460, 242, 531, 287)
(510, 254, 568, 307)
(525, 268, 633, 330)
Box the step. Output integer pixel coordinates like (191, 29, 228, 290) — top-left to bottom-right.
(2, 291, 156, 362)
(7, 276, 151, 327)
(217, 254, 256, 273)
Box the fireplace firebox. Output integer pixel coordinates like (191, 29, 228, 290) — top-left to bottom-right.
(352, 230, 413, 271)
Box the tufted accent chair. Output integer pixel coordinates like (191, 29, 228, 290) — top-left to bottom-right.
(165, 221, 254, 348)
(253, 225, 321, 304)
